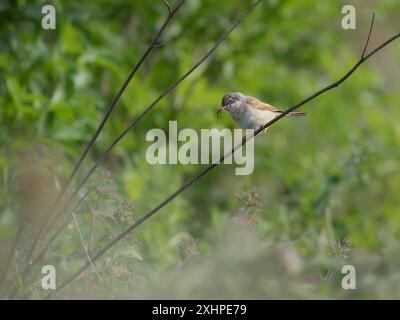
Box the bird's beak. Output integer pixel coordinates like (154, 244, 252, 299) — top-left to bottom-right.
(217, 106, 226, 118)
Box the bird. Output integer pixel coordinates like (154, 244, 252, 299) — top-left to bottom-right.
(217, 92, 307, 131)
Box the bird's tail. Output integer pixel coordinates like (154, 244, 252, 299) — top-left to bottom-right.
(281, 111, 307, 116)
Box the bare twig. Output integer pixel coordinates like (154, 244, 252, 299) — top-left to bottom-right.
(153, 41, 167, 48)
(163, 0, 172, 15)
(71, 212, 100, 280)
(253, 16, 396, 137)
(361, 12, 375, 59)
(47, 14, 399, 298)
(25, 0, 187, 266)
(88, 209, 95, 254)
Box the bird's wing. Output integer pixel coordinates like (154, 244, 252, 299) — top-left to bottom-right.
(246, 96, 279, 112)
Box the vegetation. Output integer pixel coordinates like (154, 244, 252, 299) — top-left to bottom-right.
(0, 0, 399, 299)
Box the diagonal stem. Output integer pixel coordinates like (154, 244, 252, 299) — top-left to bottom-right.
(361, 12, 375, 59)
(71, 211, 100, 280)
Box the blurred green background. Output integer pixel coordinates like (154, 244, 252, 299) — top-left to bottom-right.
(0, 0, 400, 299)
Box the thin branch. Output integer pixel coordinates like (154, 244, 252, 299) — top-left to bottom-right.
(253, 19, 395, 137)
(71, 212, 101, 280)
(47, 16, 399, 299)
(34, 0, 264, 265)
(362, 12, 375, 59)
(25, 0, 187, 265)
(88, 208, 95, 254)
(163, 0, 172, 15)
(153, 41, 167, 48)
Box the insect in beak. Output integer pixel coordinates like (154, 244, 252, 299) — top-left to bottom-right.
(217, 106, 226, 118)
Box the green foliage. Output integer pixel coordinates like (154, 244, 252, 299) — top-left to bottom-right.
(0, 0, 399, 299)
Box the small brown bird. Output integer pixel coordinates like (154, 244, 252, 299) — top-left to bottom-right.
(217, 92, 307, 130)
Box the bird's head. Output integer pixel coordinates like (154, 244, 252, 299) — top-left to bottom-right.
(217, 92, 244, 118)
